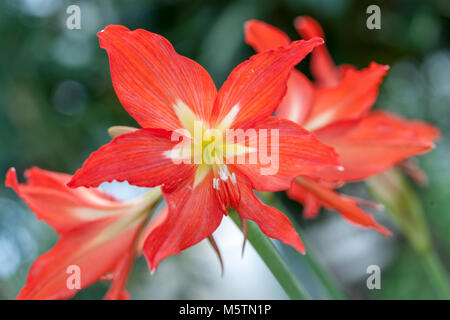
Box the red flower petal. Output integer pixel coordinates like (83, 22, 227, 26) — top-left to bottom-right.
(108, 290, 130, 300)
(5, 168, 124, 234)
(137, 206, 168, 253)
(290, 177, 391, 236)
(230, 117, 340, 192)
(276, 70, 315, 125)
(294, 16, 325, 39)
(311, 118, 362, 141)
(211, 38, 324, 129)
(314, 111, 438, 182)
(244, 20, 315, 125)
(294, 16, 340, 86)
(303, 62, 389, 131)
(236, 179, 305, 253)
(244, 19, 291, 53)
(16, 216, 144, 300)
(143, 172, 223, 272)
(103, 236, 139, 300)
(68, 128, 195, 189)
(98, 25, 217, 130)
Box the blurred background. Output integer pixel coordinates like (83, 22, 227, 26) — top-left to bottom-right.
(1, 0, 450, 299)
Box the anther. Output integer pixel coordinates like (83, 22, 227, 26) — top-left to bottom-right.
(213, 178, 220, 190)
(213, 166, 240, 211)
(219, 165, 231, 181)
(230, 172, 237, 184)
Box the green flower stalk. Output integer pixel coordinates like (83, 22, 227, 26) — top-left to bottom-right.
(367, 168, 450, 299)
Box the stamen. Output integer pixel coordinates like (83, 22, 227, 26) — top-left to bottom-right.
(213, 166, 241, 213)
(342, 195, 385, 211)
(207, 235, 224, 277)
(399, 159, 428, 185)
(213, 178, 220, 190)
(239, 217, 248, 258)
(230, 172, 237, 184)
(219, 165, 231, 181)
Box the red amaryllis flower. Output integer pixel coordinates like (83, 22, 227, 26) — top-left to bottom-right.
(245, 17, 440, 232)
(67, 25, 341, 271)
(5, 167, 162, 300)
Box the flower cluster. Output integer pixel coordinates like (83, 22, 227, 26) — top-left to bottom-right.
(246, 17, 439, 230)
(6, 17, 439, 299)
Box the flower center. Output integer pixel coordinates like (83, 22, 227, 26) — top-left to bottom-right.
(171, 100, 246, 213)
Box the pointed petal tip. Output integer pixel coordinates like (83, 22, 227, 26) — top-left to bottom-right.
(330, 149, 343, 169)
(243, 19, 292, 53)
(5, 167, 18, 189)
(66, 166, 87, 189)
(5, 168, 21, 195)
(243, 19, 264, 41)
(374, 224, 392, 237)
(66, 177, 78, 189)
(297, 244, 306, 255)
(294, 16, 325, 39)
(292, 37, 324, 49)
(289, 37, 324, 52)
(244, 19, 259, 30)
(312, 36, 325, 45)
(369, 61, 390, 74)
(208, 235, 225, 276)
(289, 235, 306, 255)
(15, 291, 27, 300)
(66, 170, 100, 189)
(67, 174, 116, 189)
(97, 25, 130, 38)
(149, 260, 160, 275)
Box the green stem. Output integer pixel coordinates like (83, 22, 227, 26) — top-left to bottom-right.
(229, 210, 311, 300)
(367, 169, 450, 299)
(268, 193, 346, 300)
(422, 251, 450, 299)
